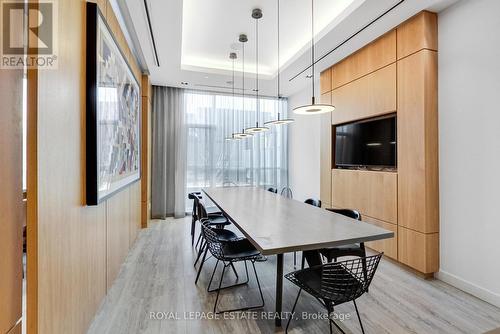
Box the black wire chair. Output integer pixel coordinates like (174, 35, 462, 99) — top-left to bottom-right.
(192, 195, 230, 249)
(295, 198, 322, 269)
(200, 220, 266, 313)
(285, 253, 383, 334)
(320, 209, 366, 262)
(267, 187, 278, 193)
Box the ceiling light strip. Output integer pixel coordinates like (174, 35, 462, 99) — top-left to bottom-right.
(143, 0, 160, 67)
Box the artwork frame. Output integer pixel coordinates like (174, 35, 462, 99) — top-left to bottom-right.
(86, 2, 141, 206)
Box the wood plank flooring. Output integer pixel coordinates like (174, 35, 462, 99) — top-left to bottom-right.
(87, 218, 500, 334)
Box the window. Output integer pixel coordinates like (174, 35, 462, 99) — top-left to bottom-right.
(184, 90, 288, 211)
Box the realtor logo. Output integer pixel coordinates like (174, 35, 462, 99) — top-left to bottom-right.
(1, 0, 58, 69)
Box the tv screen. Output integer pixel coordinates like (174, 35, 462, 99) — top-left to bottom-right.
(335, 115, 397, 168)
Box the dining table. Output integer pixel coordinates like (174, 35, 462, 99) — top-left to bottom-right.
(202, 186, 394, 327)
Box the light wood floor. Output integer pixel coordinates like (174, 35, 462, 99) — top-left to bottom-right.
(87, 218, 500, 334)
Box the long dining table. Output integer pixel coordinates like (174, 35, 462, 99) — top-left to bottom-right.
(202, 186, 394, 327)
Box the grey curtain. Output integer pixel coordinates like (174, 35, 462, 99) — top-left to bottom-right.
(151, 86, 187, 218)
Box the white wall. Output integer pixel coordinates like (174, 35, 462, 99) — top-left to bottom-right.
(287, 85, 321, 202)
(437, 0, 500, 307)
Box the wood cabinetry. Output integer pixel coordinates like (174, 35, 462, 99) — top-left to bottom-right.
(364, 216, 398, 260)
(320, 93, 332, 208)
(332, 30, 396, 89)
(398, 227, 439, 273)
(331, 63, 396, 125)
(331, 169, 397, 224)
(397, 11, 438, 60)
(320, 69, 332, 94)
(397, 50, 438, 233)
(320, 11, 439, 274)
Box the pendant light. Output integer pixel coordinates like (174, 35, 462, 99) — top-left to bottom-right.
(293, 0, 335, 115)
(225, 52, 241, 141)
(233, 34, 253, 139)
(245, 8, 269, 133)
(265, 0, 294, 126)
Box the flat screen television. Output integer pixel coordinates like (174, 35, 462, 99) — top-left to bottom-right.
(335, 115, 397, 169)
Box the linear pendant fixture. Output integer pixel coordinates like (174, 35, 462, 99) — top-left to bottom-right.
(233, 34, 253, 139)
(265, 0, 294, 126)
(293, 0, 335, 115)
(225, 52, 241, 141)
(245, 9, 269, 134)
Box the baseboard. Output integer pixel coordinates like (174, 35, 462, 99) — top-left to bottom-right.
(436, 270, 500, 308)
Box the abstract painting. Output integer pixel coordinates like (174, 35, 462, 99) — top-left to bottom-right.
(86, 3, 140, 205)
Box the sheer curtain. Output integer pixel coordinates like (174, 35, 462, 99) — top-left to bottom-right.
(151, 86, 187, 218)
(184, 90, 289, 211)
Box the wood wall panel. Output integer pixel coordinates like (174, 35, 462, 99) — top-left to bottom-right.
(320, 69, 332, 94)
(398, 227, 439, 274)
(0, 58, 23, 334)
(30, 1, 145, 333)
(397, 11, 438, 60)
(332, 30, 396, 89)
(364, 216, 398, 260)
(331, 169, 397, 224)
(129, 182, 141, 246)
(331, 63, 396, 125)
(397, 50, 439, 233)
(319, 93, 332, 208)
(106, 188, 131, 289)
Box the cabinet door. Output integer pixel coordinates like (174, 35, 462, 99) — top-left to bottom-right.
(397, 50, 439, 233)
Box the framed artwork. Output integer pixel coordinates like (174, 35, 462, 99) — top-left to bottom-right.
(86, 3, 141, 205)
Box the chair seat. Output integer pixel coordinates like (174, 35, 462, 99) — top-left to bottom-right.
(206, 206, 222, 215)
(221, 239, 265, 261)
(319, 243, 365, 260)
(213, 229, 238, 242)
(286, 264, 363, 305)
(207, 215, 230, 226)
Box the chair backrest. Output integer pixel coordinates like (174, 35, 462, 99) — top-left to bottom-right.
(320, 253, 382, 303)
(267, 187, 278, 194)
(304, 198, 322, 208)
(200, 220, 225, 260)
(197, 198, 209, 219)
(280, 187, 293, 198)
(326, 208, 361, 221)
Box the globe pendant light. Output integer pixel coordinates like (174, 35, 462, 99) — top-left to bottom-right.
(293, 0, 335, 115)
(233, 34, 253, 139)
(265, 0, 294, 126)
(225, 52, 241, 141)
(245, 8, 269, 134)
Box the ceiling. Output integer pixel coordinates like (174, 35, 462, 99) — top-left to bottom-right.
(124, 0, 459, 97)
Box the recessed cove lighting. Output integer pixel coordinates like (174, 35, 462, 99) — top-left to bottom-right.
(366, 142, 382, 147)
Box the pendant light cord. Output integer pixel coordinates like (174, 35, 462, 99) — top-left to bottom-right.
(255, 16, 259, 126)
(311, 0, 315, 103)
(242, 41, 245, 132)
(232, 56, 235, 135)
(277, 0, 281, 120)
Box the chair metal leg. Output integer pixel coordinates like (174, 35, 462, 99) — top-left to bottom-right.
(293, 251, 297, 269)
(194, 240, 206, 267)
(286, 288, 302, 334)
(211, 260, 265, 314)
(213, 262, 227, 313)
(301, 252, 306, 269)
(251, 260, 265, 308)
(195, 246, 209, 284)
(194, 232, 202, 250)
(353, 300, 365, 334)
(191, 218, 196, 245)
(207, 260, 249, 292)
(230, 262, 239, 279)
